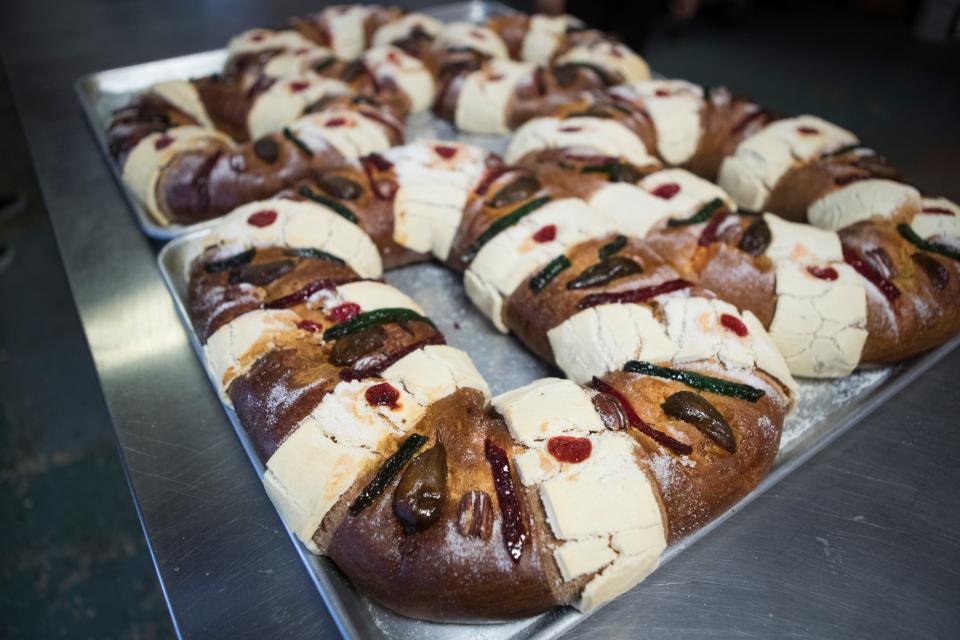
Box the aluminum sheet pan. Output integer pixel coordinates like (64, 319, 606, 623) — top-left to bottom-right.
(76, 0, 518, 240)
(80, 0, 960, 636)
(158, 225, 960, 640)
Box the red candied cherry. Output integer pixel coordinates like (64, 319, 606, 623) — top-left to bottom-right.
(532, 224, 557, 243)
(154, 135, 175, 150)
(651, 183, 681, 200)
(325, 117, 348, 128)
(386, 50, 401, 64)
(547, 436, 592, 463)
(654, 88, 671, 97)
(326, 302, 361, 323)
(365, 382, 400, 409)
(288, 80, 310, 93)
(807, 265, 839, 281)
(559, 126, 582, 133)
(487, 73, 504, 82)
(247, 209, 278, 227)
(720, 313, 749, 337)
(297, 319, 323, 333)
(922, 206, 955, 216)
(796, 126, 819, 135)
(434, 145, 458, 159)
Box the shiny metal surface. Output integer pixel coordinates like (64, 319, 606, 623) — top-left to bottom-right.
(2, 0, 960, 638)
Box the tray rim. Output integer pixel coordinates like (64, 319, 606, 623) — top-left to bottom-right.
(157, 223, 960, 640)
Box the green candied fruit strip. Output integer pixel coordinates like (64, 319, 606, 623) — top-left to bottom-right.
(203, 247, 256, 273)
(322, 308, 436, 342)
(461, 196, 552, 263)
(282, 127, 314, 158)
(624, 360, 765, 402)
(529, 254, 571, 293)
(349, 433, 428, 516)
(598, 234, 627, 260)
(897, 223, 960, 262)
(283, 247, 346, 265)
(298, 186, 359, 224)
(667, 198, 724, 228)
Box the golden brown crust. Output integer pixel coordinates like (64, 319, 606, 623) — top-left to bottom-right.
(684, 88, 772, 182)
(840, 220, 960, 363)
(504, 236, 685, 362)
(326, 389, 559, 622)
(601, 366, 787, 540)
(764, 146, 902, 223)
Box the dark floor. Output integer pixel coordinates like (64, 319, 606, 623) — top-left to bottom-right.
(0, 1, 957, 638)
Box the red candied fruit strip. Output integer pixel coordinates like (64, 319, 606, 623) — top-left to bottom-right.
(731, 108, 767, 135)
(338, 334, 447, 382)
(364, 152, 394, 171)
(547, 436, 592, 463)
(697, 209, 730, 247)
(474, 166, 512, 196)
(434, 145, 458, 159)
(532, 224, 557, 243)
(922, 207, 955, 216)
(651, 183, 680, 200)
(294, 48, 310, 56)
(326, 302, 361, 323)
(654, 88, 671, 97)
(154, 135, 175, 150)
(250, 33, 265, 42)
(247, 209, 278, 227)
(576, 278, 692, 310)
(296, 319, 323, 333)
(842, 244, 901, 303)
(263, 277, 351, 309)
(720, 313, 749, 337)
(589, 378, 693, 455)
(559, 126, 582, 133)
(834, 174, 869, 186)
(289, 80, 310, 93)
(365, 382, 400, 409)
(483, 438, 527, 563)
(360, 155, 398, 200)
(806, 265, 839, 281)
(325, 117, 348, 128)
(796, 126, 819, 135)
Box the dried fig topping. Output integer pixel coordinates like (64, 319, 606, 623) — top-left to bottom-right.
(661, 391, 736, 453)
(227, 260, 294, 286)
(393, 443, 447, 533)
(456, 490, 493, 540)
(591, 392, 627, 430)
(566, 256, 642, 289)
(252, 136, 279, 164)
(738, 219, 771, 257)
(329, 326, 387, 366)
(488, 175, 540, 209)
(315, 174, 363, 200)
(912, 252, 950, 292)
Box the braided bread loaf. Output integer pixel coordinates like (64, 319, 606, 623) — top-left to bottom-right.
(107, 3, 960, 623)
(187, 196, 792, 620)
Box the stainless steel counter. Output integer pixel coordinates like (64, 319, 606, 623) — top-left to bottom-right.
(1, 1, 958, 638)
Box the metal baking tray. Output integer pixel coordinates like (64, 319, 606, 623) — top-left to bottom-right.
(83, 0, 960, 636)
(76, 0, 518, 240)
(158, 224, 960, 639)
